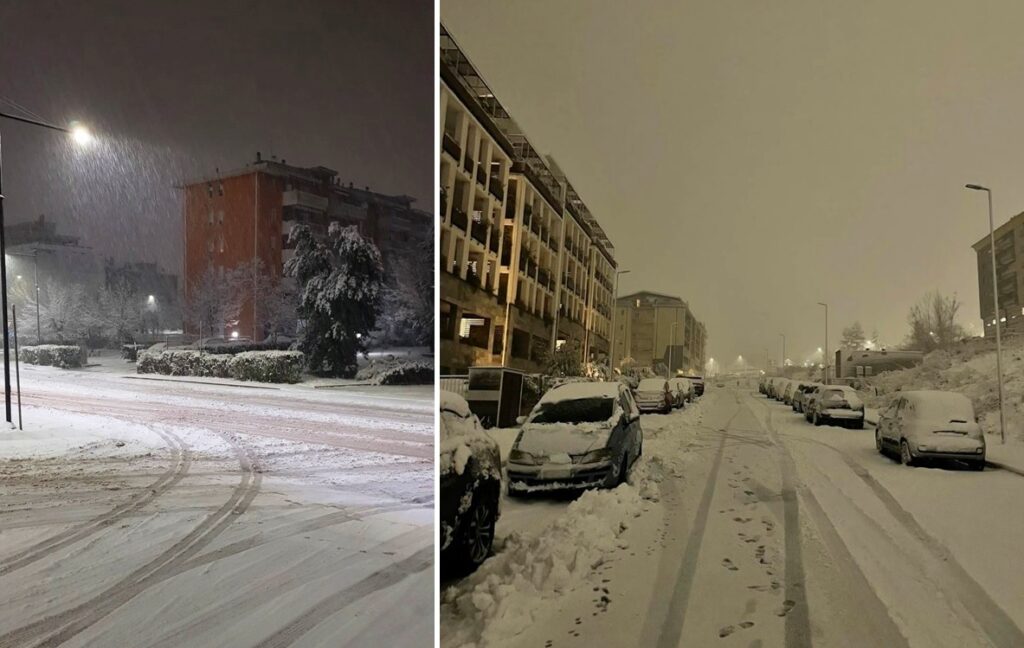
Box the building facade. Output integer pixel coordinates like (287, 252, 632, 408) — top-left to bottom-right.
(611, 291, 707, 375)
(439, 25, 617, 375)
(972, 211, 1024, 338)
(183, 155, 431, 338)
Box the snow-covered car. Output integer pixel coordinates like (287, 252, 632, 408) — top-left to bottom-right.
(804, 385, 864, 428)
(772, 379, 790, 401)
(875, 390, 985, 470)
(758, 376, 767, 394)
(668, 377, 693, 408)
(792, 382, 821, 413)
(440, 391, 502, 574)
(684, 375, 705, 397)
(634, 377, 673, 414)
(506, 382, 643, 495)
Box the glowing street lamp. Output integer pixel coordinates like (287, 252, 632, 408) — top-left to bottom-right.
(0, 109, 94, 424)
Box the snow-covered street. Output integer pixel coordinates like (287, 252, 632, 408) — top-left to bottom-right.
(442, 386, 1024, 648)
(0, 363, 433, 647)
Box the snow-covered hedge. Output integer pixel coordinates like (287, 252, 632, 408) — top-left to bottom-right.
(377, 360, 433, 385)
(121, 344, 146, 362)
(229, 351, 304, 383)
(19, 345, 86, 369)
(137, 349, 304, 383)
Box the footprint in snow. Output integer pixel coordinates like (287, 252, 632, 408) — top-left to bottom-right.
(776, 600, 796, 617)
(722, 558, 739, 571)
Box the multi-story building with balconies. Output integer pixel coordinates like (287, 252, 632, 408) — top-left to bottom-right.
(439, 25, 617, 374)
(611, 291, 707, 375)
(971, 210, 1024, 338)
(183, 154, 430, 338)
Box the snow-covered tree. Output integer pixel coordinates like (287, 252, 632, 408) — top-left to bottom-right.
(185, 265, 246, 338)
(285, 223, 385, 377)
(241, 258, 298, 342)
(543, 340, 583, 378)
(39, 279, 89, 343)
(840, 321, 867, 350)
(92, 278, 144, 344)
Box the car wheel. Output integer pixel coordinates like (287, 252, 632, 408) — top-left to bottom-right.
(900, 440, 915, 466)
(812, 411, 820, 426)
(464, 495, 497, 568)
(969, 460, 985, 471)
(875, 429, 884, 453)
(619, 454, 630, 485)
(853, 419, 864, 430)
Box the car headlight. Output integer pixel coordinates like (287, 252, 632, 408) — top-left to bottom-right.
(509, 448, 539, 465)
(575, 447, 615, 464)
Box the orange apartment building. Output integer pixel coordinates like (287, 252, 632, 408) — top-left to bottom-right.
(183, 153, 430, 339)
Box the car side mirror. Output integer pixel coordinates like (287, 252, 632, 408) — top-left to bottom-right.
(516, 415, 526, 426)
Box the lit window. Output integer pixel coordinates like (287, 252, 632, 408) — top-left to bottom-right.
(207, 184, 213, 197)
(218, 183, 224, 196)
(219, 236, 225, 253)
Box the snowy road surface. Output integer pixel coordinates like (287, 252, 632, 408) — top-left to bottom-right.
(0, 364, 433, 647)
(442, 386, 1024, 648)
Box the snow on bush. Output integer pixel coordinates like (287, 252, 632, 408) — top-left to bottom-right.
(229, 351, 304, 383)
(137, 349, 303, 383)
(355, 356, 434, 385)
(19, 345, 85, 369)
(441, 484, 645, 646)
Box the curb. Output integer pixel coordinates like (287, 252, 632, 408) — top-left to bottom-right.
(123, 376, 280, 390)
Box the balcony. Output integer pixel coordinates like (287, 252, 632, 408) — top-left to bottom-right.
(471, 223, 488, 245)
(450, 206, 468, 231)
(462, 155, 474, 176)
(504, 198, 517, 220)
(537, 268, 551, 288)
(489, 179, 504, 202)
(488, 230, 499, 254)
(439, 189, 448, 217)
(476, 166, 487, 187)
(281, 189, 328, 212)
(442, 132, 461, 160)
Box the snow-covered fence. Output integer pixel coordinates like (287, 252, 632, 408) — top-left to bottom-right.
(19, 345, 86, 369)
(137, 349, 304, 383)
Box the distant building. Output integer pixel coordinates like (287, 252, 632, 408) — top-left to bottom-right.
(612, 291, 707, 375)
(835, 348, 923, 378)
(5, 215, 103, 295)
(972, 211, 1024, 337)
(439, 25, 617, 374)
(182, 154, 431, 338)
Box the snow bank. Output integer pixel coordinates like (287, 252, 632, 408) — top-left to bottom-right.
(441, 484, 645, 647)
(867, 339, 1024, 442)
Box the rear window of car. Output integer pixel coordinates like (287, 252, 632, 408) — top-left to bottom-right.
(822, 389, 846, 400)
(530, 397, 615, 424)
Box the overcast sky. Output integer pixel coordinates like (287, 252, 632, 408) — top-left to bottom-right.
(442, 0, 1024, 367)
(0, 0, 432, 274)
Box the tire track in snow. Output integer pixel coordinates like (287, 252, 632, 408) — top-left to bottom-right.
(653, 395, 739, 648)
(0, 428, 192, 577)
(778, 426, 1024, 647)
(0, 433, 262, 648)
(252, 545, 433, 648)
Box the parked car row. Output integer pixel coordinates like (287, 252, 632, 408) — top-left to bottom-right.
(758, 376, 986, 470)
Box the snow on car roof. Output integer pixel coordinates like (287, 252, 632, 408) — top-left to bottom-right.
(538, 381, 620, 404)
(440, 390, 472, 418)
(901, 390, 975, 416)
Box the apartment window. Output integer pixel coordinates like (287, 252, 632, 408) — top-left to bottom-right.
(218, 210, 224, 224)
(208, 210, 214, 225)
(218, 182, 224, 196)
(207, 184, 214, 198)
(207, 239, 214, 253)
(219, 236, 225, 253)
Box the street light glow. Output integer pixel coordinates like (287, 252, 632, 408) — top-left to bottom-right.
(70, 122, 93, 146)
(147, 295, 156, 304)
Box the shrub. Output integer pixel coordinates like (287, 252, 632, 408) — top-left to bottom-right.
(19, 345, 85, 369)
(121, 344, 146, 362)
(137, 349, 304, 383)
(376, 360, 433, 385)
(229, 351, 304, 383)
(197, 341, 294, 355)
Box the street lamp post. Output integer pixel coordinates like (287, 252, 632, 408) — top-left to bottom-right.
(966, 184, 1006, 444)
(669, 320, 679, 376)
(0, 110, 91, 424)
(6, 250, 43, 344)
(608, 269, 630, 370)
(817, 302, 829, 384)
(778, 333, 785, 375)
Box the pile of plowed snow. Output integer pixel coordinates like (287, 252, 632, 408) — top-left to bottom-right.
(441, 484, 646, 647)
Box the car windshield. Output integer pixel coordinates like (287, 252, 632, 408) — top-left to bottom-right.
(530, 397, 615, 424)
(637, 379, 665, 391)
